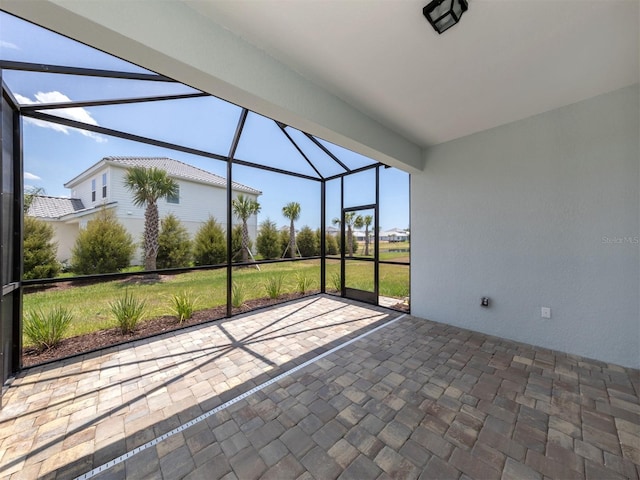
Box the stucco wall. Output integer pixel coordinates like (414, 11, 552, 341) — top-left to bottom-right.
(411, 85, 639, 368)
(48, 221, 78, 265)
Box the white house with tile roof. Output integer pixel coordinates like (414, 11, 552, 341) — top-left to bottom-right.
(28, 157, 261, 266)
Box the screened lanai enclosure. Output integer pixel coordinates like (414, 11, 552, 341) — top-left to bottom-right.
(0, 12, 409, 386)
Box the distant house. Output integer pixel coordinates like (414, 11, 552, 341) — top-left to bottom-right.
(379, 228, 409, 242)
(352, 230, 372, 242)
(28, 156, 261, 265)
(326, 226, 340, 236)
(351, 228, 409, 243)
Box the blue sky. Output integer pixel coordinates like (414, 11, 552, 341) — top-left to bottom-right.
(1, 11, 409, 232)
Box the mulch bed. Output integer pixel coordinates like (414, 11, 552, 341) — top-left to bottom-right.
(21, 275, 408, 369)
(21, 292, 318, 368)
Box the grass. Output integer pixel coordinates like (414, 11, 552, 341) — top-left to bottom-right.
(325, 241, 410, 263)
(22, 259, 409, 345)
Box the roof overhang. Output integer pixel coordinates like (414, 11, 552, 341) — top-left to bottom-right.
(58, 201, 118, 223)
(2, 1, 637, 175)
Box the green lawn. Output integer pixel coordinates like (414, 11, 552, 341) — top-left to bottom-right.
(23, 259, 409, 344)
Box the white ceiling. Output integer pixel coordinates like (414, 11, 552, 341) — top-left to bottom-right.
(185, 0, 639, 147)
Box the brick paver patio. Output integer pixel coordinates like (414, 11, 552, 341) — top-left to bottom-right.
(0, 295, 638, 479)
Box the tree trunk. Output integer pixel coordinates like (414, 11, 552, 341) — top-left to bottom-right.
(364, 225, 370, 256)
(347, 225, 353, 256)
(144, 201, 159, 271)
(242, 220, 250, 263)
(289, 220, 296, 258)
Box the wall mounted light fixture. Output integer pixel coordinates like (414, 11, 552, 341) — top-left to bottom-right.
(423, 0, 468, 34)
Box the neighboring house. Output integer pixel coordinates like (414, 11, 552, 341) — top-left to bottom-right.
(379, 228, 409, 243)
(351, 228, 408, 242)
(326, 226, 340, 237)
(28, 156, 261, 265)
(352, 230, 371, 242)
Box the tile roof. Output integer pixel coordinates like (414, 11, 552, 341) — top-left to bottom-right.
(104, 157, 261, 195)
(27, 196, 85, 219)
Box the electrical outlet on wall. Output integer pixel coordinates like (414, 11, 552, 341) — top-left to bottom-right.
(541, 307, 551, 319)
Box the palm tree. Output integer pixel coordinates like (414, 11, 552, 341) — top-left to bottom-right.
(362, 214, 373, 256)
(332, 212, 363, 256)
(232, 194, 261, 263)
(282, 202, 301, 258)
(123, 166, 179, 271)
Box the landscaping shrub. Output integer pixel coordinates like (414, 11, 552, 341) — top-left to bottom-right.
(279, 229, 290, 257)
(23, 306, 73, 351)
(256, 218, 280, 259)
(325, 233, 339, 255)
(296, 272, 314, 294)
(232, 282, 245, 308)
(335, 234, 359, 255)
(264, 274, 284, 299)
(312, 229, 339, 256)
(23, 216, 60, 279)
(351, 237, 359, 255)
(193, 217, 226, 266)
(110, 291, 146, 334)
(170, 290, 197, 323)
(330, 272, 341, 292)
(157, 214, 192, 269)
(71, 209, 135, 274)
(296, 226, 317, 257)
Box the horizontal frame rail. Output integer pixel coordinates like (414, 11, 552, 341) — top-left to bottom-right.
(0, 60, 175, 82)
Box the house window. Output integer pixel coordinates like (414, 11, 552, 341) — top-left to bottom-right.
(102, 173, 107, 198)
(167, 186, 179, 204)
(91, 179, 96, 202)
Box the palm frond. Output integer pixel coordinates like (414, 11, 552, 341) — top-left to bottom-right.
(123, 166, 179, 207)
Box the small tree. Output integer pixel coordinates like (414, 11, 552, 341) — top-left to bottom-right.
(157, 214, 192, 269)
(23, 216, 60, 280)
(296, 226, 317, 257)
(71, 209, 134, 274)
(362, 214, 373, 256)
(193, 217, 226, 266)
(231, 194, 261, 263)
(257, 218, 280, 259)
(123, 166, 179, 271)
(282, 202, 301, 258)
(332, 212, 363, 256)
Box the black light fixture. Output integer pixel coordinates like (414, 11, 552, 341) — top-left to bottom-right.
(423, 0, 468, 34)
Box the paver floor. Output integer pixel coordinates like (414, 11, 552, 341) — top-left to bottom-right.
(0, 295, 638, 479)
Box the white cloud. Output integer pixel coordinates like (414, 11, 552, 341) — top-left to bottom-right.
(15, 91, 107, 143)
(0, 40, 19, 50)
(24, 172, 41, 181)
